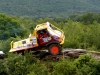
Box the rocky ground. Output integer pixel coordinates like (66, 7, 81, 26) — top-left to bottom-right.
(34, 48, 100, 61)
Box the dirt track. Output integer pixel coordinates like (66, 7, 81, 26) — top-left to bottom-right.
(33, 48, 100, 61)
(62, 49, 100, 60)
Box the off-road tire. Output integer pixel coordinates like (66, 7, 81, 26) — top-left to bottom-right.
(48, 44, 62, 55)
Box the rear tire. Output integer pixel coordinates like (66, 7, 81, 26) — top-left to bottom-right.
(48, 44, 62, 55)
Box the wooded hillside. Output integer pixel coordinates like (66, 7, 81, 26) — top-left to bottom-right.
(0, 0, 100, 18)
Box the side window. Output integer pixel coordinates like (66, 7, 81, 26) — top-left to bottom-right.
(37, 29, 50, 38)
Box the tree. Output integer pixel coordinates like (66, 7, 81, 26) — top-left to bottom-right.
(0, 14, 26, 40)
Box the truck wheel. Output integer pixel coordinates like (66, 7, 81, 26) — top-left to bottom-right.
(48, 44, 62, 55)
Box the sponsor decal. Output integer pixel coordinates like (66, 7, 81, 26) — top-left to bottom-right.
(42, 37, 51, 42)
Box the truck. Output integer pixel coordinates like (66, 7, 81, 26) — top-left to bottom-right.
(9, 22, 65, 55)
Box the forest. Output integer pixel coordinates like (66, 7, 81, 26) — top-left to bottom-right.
(0, 0, 100, 19)
(0, 12, 100, 75)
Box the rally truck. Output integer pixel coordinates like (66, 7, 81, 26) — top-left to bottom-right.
(9, 22, 65, 55)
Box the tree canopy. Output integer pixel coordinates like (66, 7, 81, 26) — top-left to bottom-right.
(0, 0, 100, 18)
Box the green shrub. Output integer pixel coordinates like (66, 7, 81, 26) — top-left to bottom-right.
(74, 54, 100, 75)
(51, 59, 76, 75)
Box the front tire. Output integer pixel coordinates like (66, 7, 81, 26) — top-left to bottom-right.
(48, 44, 62, 55)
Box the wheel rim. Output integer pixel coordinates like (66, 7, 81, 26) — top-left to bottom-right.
(51, 46, 59, 55)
